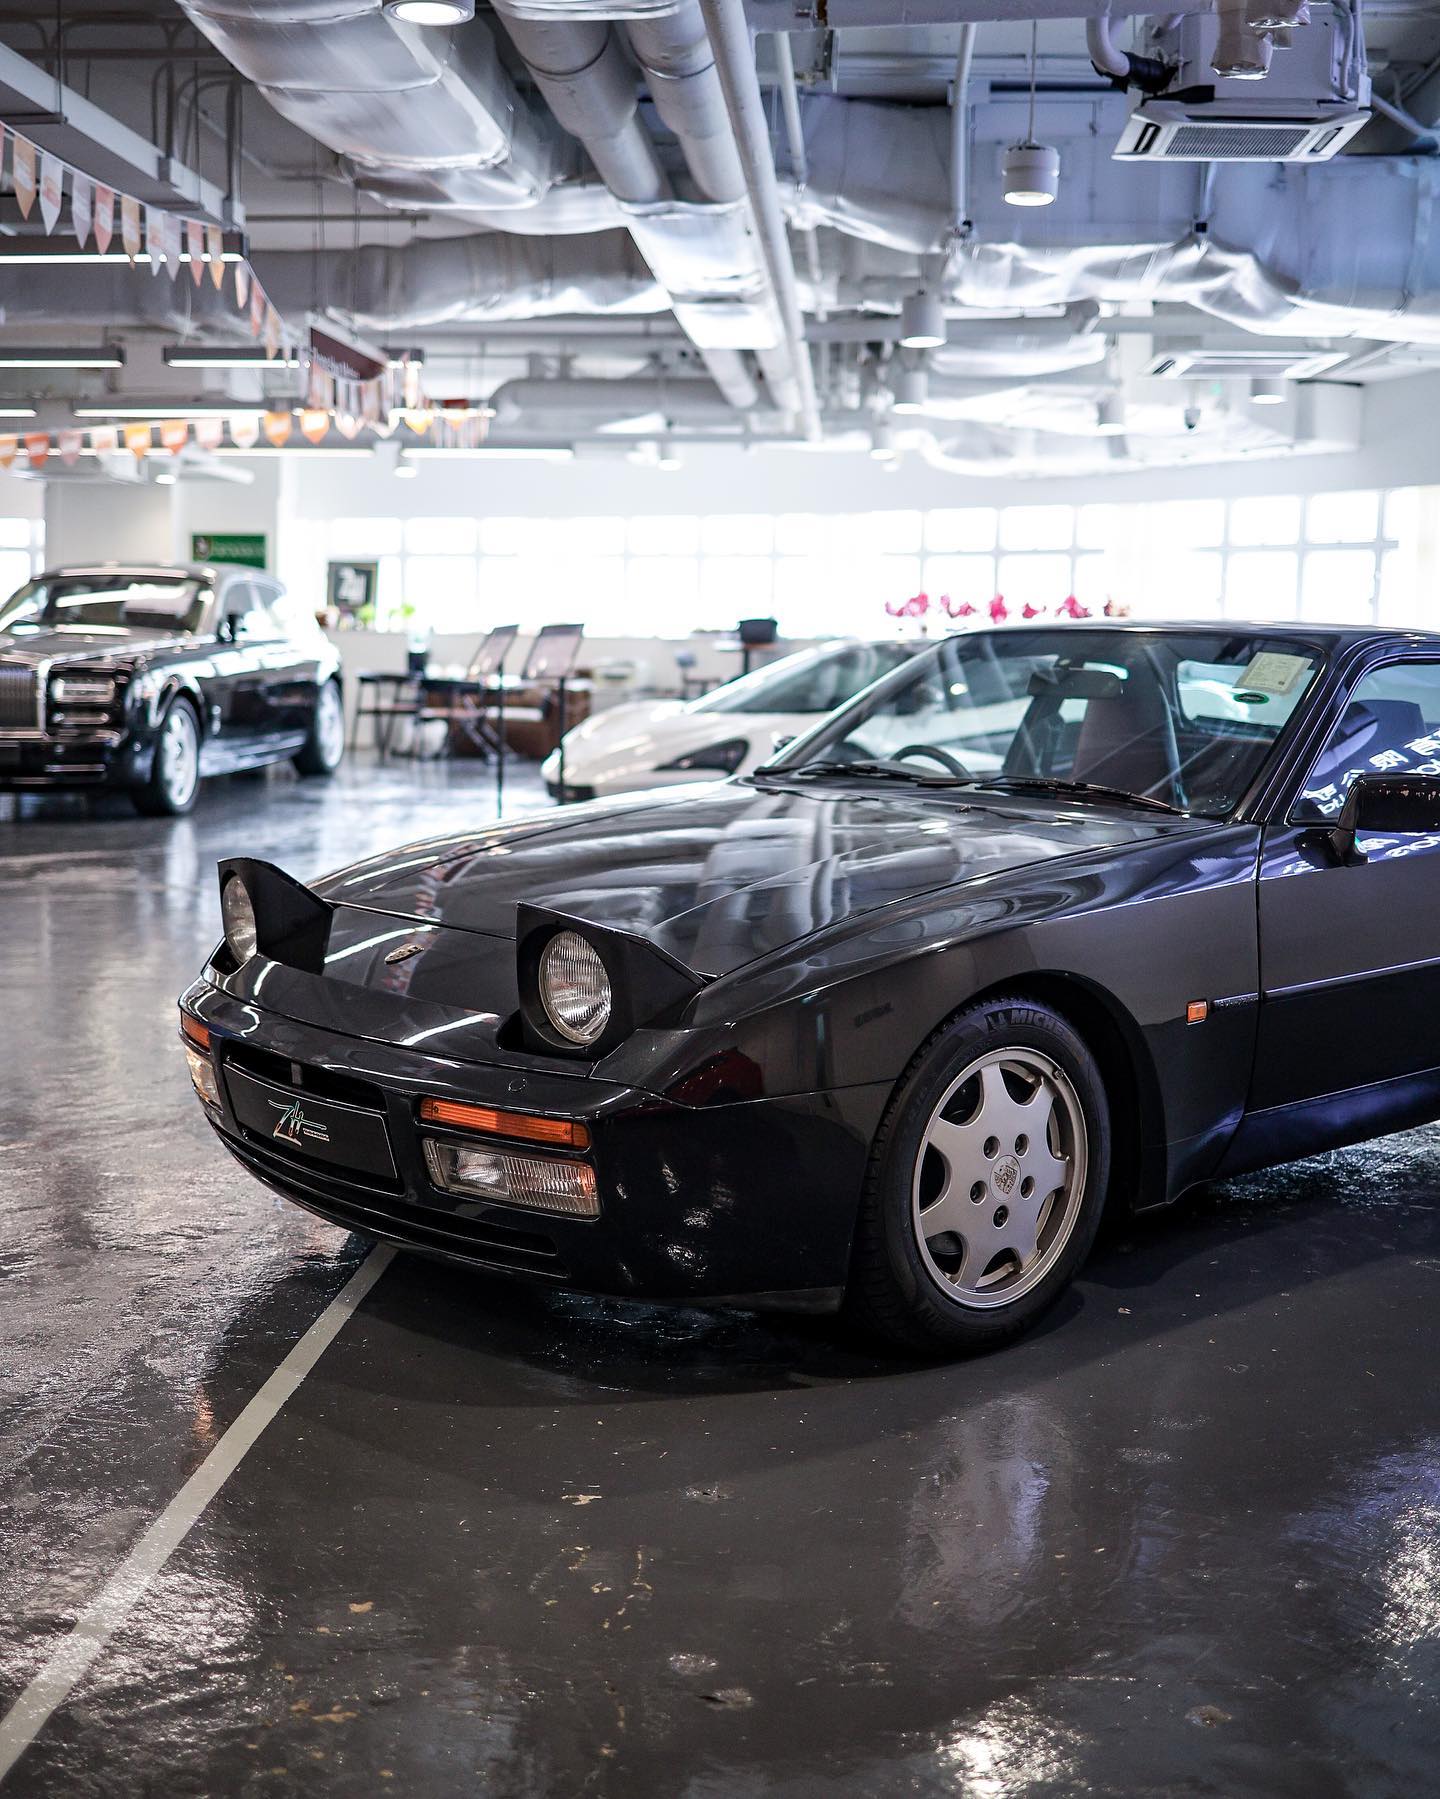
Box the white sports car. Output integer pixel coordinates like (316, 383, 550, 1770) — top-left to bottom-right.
(541, 639, 920, 801)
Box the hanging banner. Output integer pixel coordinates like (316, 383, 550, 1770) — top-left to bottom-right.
(159, 419, 189, 455)
(334, 411, 362, 440)
(58, 429, 83, 467)
(11, 135, 36, 219)
(186, 219, 204, 286)
(120, 194, 142, 262)
(144, 205, 165, 276)
(234, 259, 249, 310)
(229, 413, 260, 449)
(93, 184, 115, 256)
(262, 410, 291, 447)
(24, 433, 49, 471)
(38, 150, 63, 234)
(206, 224, 224, 290)
(299, 408, 329, 444)
(123, 421, 152, 461)
(194, 416, 224, 451)
(89, 425, 118, 456)
(0, 436, 16, 470)
(71, 170, 93, 248)
(249, 280, 265, 338)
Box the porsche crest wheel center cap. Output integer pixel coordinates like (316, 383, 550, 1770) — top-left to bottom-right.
(992, 1155, 1021, 1198)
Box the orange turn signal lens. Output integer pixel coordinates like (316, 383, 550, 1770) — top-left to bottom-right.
(180, 1012, 212, 1051)
(1186, 1000, 1209, 1026)
(418, 1097, 591, 1151)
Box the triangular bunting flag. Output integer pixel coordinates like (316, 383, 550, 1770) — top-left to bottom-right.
(159, 419, 189, 454)
(121, 194, 141, 262)
(89, 425, 118, 456)
(300, 409, 329, 444)
(0, 436, 16, 470)
(230, 414, 260, 449)
(58, 429, 82, 466)
(234, 259, 249, 310)
(194, 417, 224, 451)
(24, 433, 49, 471)
(144, 205, 165, 276)
(186, 220, 204, 286)
(71, 170, 93, 248)
(93, 185, 114, 256)
(11, 136, 36, 219)
(262, 410, 292, 447)
(123, 421, 152, 461)
(38, 150, 63, 234)
(249, 281, 265, 338)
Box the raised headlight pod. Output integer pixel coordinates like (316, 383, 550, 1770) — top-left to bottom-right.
(658, 736, 748, 775)
(51, 674, 117, 705)
(221, 874, 259, 965)
(539, 930, 613, 1045)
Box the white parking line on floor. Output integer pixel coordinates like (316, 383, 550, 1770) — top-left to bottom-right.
(0, 1244, 395, 1788)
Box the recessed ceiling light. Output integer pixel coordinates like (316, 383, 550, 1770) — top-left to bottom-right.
(384, 0, 473, 21)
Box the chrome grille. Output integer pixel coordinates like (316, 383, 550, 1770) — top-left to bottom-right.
(0, 663, 39, 731)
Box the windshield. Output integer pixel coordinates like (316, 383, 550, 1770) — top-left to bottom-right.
(694, 640, 914, 717)
(767, 628, 1324, 817)
(0, 574, 210, 636)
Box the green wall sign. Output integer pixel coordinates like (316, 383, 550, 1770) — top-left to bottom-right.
(191, 532, 267, 570)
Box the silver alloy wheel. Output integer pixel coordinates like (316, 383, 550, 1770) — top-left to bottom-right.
(159, 705, 199, 808)
(315, 682, 344, 767)
(911, 1046, 1088, 1309)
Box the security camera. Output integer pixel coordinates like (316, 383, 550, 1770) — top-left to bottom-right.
(1183, 404, 1202, 432)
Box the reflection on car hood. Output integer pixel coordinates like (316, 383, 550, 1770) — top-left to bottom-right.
(314, 781, 1201, 978)
(0, 625, 195, 666)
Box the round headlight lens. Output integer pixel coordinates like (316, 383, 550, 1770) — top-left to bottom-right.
(222, 876, 259, 964)
(538, 931, 612, 1045)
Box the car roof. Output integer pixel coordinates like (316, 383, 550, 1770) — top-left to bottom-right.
(957, 619, 1440, 651)
(44, 562, 238, 583)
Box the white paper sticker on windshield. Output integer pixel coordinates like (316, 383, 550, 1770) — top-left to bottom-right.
(1238, 652, 1310, 697)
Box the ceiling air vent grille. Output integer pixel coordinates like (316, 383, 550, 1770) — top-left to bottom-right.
(1168, 124, 1312, 158)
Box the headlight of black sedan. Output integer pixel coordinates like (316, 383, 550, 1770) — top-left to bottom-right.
(51, 674, 118, 705)
(517, 907, 705, 1057)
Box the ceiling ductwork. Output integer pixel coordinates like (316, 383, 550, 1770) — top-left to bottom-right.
(174, 0, 568, 214)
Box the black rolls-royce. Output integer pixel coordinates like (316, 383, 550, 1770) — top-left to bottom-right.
(0, 562, 344, 814)
(180, 622, 1440, 1352)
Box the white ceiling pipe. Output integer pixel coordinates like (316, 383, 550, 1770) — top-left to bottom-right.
(490, 10, 670, 203)
(174, 0, 565, 214)
(623, 4, 747, 204)
(487, 374, 747, 424)
(1085, 10, 1131, 78)
(698, 0, 822, 438)
(949, 23, 978, 241)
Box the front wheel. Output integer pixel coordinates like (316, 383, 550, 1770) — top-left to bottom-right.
(846, 997, 1110, 1355)
(293, 680, 345, 777)
(133, 699, 201, 816)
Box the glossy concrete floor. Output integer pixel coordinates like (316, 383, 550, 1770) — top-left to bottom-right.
(3, 756, 1440, 1797)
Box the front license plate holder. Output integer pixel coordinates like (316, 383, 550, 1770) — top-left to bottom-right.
(223, 1063, 398, 1182)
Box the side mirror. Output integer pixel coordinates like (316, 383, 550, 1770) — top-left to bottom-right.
(217, 609, 244, 643)
(1323, 774, 1440, 865)
(771, 732, 795, 754)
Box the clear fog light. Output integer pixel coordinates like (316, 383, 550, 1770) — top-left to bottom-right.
(221, 875, 258, 964)
(423, 1139, 600, 1218)
(185, 1043, 221, 1110)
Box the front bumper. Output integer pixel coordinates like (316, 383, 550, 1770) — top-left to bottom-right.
(0, 730, 143, 790)
(182, 981, 887, 1310)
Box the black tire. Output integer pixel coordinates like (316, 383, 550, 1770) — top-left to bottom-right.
(132, 697, 201, 817)
(293, 679, 345, 778)
(845, 996, 1111, 1355)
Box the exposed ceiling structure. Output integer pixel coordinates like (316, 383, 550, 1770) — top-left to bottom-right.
(2, 0, 1440, 479)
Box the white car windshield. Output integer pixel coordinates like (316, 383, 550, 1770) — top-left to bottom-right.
(768, 628, 1324, 818)
(0, 574, 209, 635)
(694, 641, 914, 717)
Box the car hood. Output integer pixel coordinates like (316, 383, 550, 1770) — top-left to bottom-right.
(315, 781, 1202, 979)
(0, 625, 197, 666)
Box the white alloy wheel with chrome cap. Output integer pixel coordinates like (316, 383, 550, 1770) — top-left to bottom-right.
(846, 996, 1111, 1354)
(134, 699, 201, 816)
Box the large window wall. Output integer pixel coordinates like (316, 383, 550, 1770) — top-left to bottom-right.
(315, 486, 1431, 638)
(0, 515, 46, 601)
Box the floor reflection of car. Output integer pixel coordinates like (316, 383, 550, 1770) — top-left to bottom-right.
(541, 638, 922, 801)
(184, 623, 1440, 1354)
(0, 563, 345, 815)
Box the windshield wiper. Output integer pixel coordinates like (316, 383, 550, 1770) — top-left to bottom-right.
(755, 758, 963, 785)
(964, 776, 1184, 815)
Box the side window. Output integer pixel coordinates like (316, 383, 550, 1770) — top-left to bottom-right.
(231, 581, 281, 641)
(1294, 662, 1440, 820)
